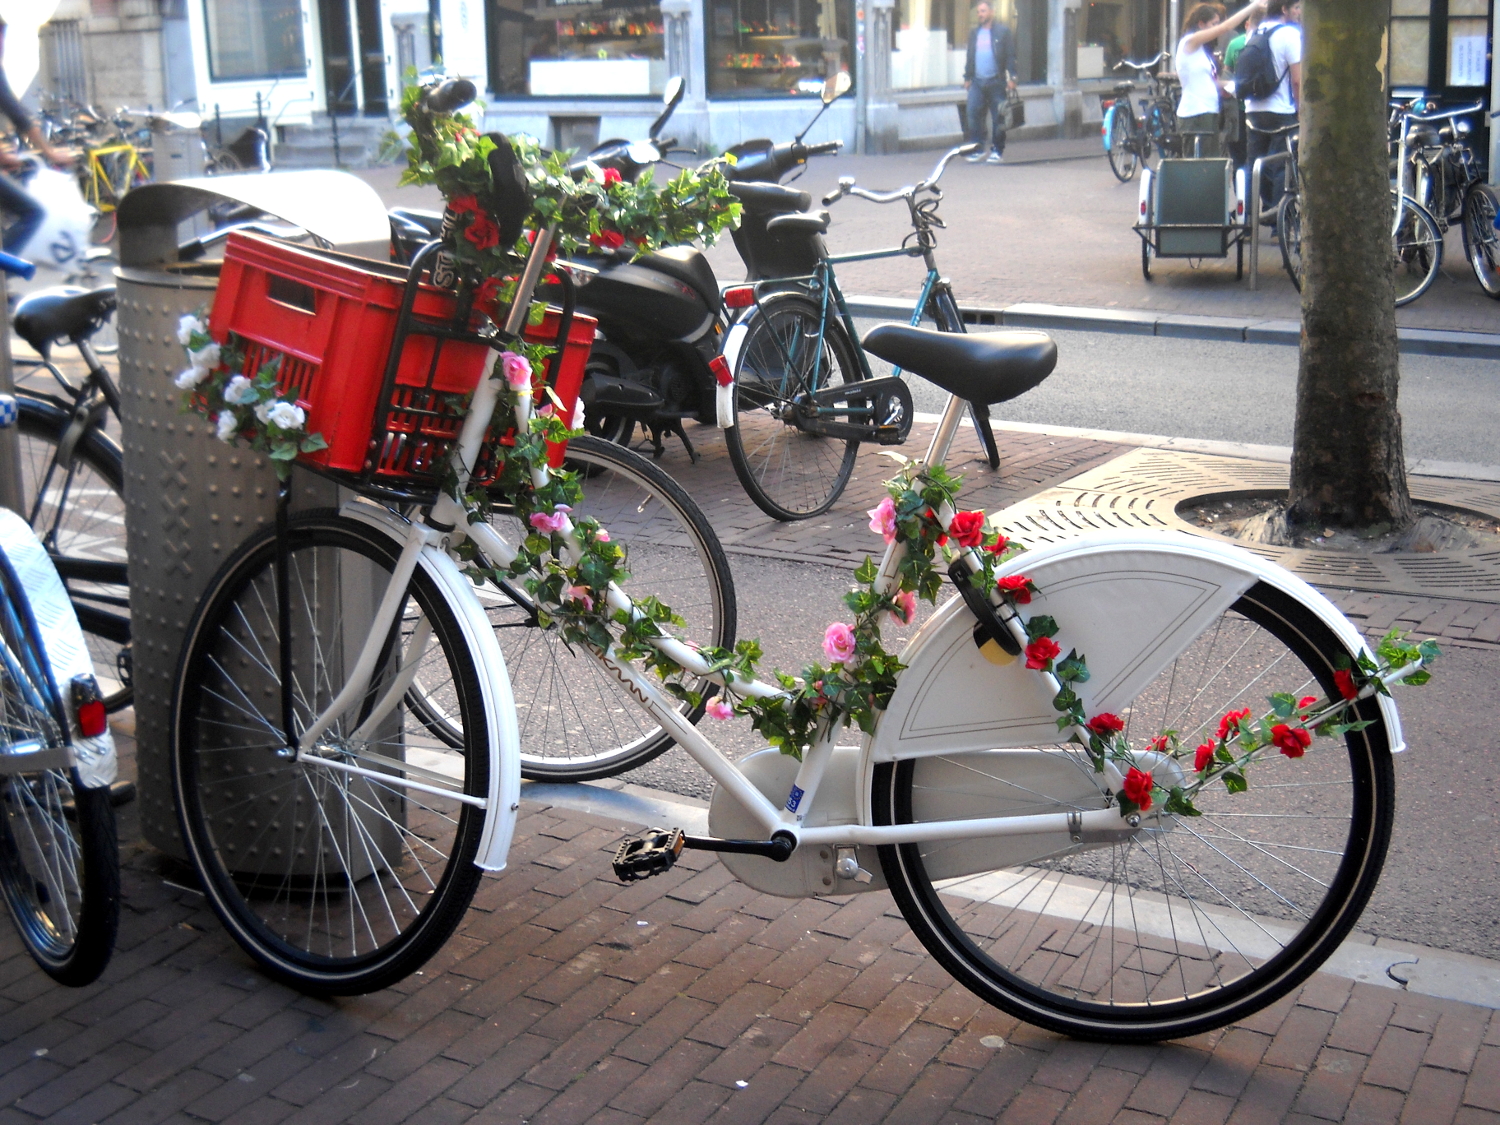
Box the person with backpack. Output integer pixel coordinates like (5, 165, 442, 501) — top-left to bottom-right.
(1236, 0, 1302, 216)
(1175, 1, 1265, 157)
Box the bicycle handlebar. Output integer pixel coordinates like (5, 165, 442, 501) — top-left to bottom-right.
(825, 143, 975, 207)
(1405, 100, 1484, 123)
(423, 79, 477, 114)
(0, 250, 36, 280)
(1115, 51, 1169, 73)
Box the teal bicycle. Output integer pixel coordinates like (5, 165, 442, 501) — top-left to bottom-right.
(721, 143, 1050, 521)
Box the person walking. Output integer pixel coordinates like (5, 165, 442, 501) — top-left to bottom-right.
(1241, 0, 1302, 214)
(962, 1, 1017, 165)
(0, 17, 73, 253)
(1175, 1, 1264, 157)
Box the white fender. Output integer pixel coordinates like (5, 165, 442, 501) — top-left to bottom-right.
(717, 319, 750, 428)
(339, 501, 520, 871)
(1138, 166, 1154, 225)
(862, 531, 1404, 817)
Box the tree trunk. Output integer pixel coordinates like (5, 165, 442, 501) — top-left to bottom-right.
(1286, 0, 1414, 532)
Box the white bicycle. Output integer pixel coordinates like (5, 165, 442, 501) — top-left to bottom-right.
(167, 95, 1427, 1042)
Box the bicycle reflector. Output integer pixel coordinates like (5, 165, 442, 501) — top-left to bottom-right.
(70, 675, 108, 738)
(723, 286, 756, 309)
(709, 355, 733, 387)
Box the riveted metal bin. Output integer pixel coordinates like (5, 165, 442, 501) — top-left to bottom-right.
(115, 174, 391, 857)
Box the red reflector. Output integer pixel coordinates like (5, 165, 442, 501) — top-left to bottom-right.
(78, 699, 107, 738)
(723, 286, 756, 309)
(709, 355, 734, 387)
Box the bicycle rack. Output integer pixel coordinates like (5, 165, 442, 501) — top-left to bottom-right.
(1247, 150, 1291, 291)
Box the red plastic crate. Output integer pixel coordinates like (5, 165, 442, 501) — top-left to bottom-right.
(209, 232, 595, 484)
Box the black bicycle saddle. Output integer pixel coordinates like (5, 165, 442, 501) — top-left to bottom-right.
(861, 323, 1057, 405)
(765, 210, 830, 236)
(14, 286, 118, 360)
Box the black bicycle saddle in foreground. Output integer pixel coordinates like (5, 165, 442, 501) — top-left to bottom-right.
(14, 286, 117, 359)
(861, 323, 1056, 404)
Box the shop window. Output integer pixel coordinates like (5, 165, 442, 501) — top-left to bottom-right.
(708, 0, 852, 97)
(1389, 0, 1430, 88)
(1447, 0, 1489, 87)
(203, 0, 306, 81)
(486, 0, 666, 98)
(891, 0, 962, 89)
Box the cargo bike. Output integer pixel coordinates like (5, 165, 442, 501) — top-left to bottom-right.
(167, 79, 1436, 1044)
(1134, 154, 1252, 281)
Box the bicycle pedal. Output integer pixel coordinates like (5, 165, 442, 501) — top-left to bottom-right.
(612, 827, 686, 882)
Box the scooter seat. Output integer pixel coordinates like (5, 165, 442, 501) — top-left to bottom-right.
(727, 181, 812, 214)
(765, 210, 830, 236)
(14, 286, 117, 360)
(861, 324, 1056, 405)
(636, 246, 721, 311)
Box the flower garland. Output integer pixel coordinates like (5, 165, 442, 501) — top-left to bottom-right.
(174, 315, 326, 479)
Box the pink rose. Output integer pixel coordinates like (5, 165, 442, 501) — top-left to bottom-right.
(529, 505, 572, 534)
(595, 529, 610, 542)
(705, 698, 734, 721)
(889, 589, 917, 627)
(867, 496, 897, 544)
(823, 622, 856, 664)
(564, 584, 593, 611)
(501, 351, 533, 391)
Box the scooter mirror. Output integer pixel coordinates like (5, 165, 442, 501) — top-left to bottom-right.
(822, 71, 852, 105)
(649, 77, 687, 138)
(626, 140, 660, 165)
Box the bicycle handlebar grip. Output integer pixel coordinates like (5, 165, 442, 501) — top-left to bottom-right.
(0, 250, 35, 280)
(423, 79, 477, 114)
(807, 141, 843, 155)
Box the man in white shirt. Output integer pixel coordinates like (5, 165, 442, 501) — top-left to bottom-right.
(1243, 0, 1302, 215)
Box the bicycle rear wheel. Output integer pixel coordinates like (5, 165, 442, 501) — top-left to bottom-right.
(1392, 194, 1442, 307)
(874, 581, 1395, 1043)
(15, 396, 131, 711)
(1461, 182, 1500, 299)
(1277, 192, 1304, 291)
(171, 515, 490, 994)
(1105, 107, 1139, 183)
(0, 541, 118, 987)
(725, 292, 862, 521)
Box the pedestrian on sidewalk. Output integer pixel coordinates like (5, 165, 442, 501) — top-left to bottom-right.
(963, 1, 1016, 165)
(1241, 0, 1302, 213)
(1175, 0, 1264, 158)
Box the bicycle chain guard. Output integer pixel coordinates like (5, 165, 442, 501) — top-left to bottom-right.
(798, 376, 914, 445)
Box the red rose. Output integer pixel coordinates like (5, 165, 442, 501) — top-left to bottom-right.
(1024, 635, 1060, 670)
(475, 276, 504, 312)
(1271, 723, 1312, 759)
(465, 212, 500, 250)
(449, 195, 479, 215)
(1086, 713, 1124, 736)
(1194, 742, 1214, 772)
(947, 510, 986, 548)
(1334, 668, 1358, 701)
(1149, 735, 1170, 753)
(1297, 694, 1319, 719)
(1122, 767, 1154, 811)
(984, 533, 1010, 556)
(590, 229, 626, 250)
(997, 575, 1032, 605)
(602, 167, 622, 186)
(1217, 707, 1251, 742)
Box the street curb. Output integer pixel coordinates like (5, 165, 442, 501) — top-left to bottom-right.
(845, 296, 1500, 359)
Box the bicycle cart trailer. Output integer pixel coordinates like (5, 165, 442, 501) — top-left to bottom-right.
(1134, 156, 1250, 280)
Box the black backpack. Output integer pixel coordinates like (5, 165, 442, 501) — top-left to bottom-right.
(1233, 25, 1286, 101)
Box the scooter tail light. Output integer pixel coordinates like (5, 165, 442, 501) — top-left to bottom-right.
(709, 355, 734, 387)
(722, 286, 757, 309)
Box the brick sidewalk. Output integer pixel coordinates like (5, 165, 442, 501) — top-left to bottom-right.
(4, 790, 1498, 1125)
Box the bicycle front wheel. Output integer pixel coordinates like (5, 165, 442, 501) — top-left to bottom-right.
(171, 515, 490, 994)
(725, 292, 862, 521)
(473, 435, 736, 781)
(16, 396, 131, 711)
(1106, 107, 1138, 183)
(1277, 192, 1304, 291)
(873, 581, 1395, 1043)
(1392, 195, 1442, 307)
(0, 549, 118, 986)
(1461, 182, 1500, 299)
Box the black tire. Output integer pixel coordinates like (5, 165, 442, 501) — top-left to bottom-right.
(1277, 192, 1304, 291)
(15, 396, 131, 712)
(1392, 194, 1443, 307)
(0, 554, 118, 987)
(473, 435, 736, 781)
(1106, 108, 1138, 183)
(1460, 182, 1500, 299)
(724, 292, 862, 521)
(1141, 235, 1153, 281)
(872, 581, 1396, 1043)
(171, 515, 489, 994)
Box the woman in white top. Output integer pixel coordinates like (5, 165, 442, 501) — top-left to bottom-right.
(1175, 0, 1264, 156)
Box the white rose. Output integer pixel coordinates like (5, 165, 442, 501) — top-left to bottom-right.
(254, 400, 273, 423)
(215, 411, 238, 443)
(223, 375, 256, 405)
(189, 342, 221, 371)
(175, 366, 206, 390)
(177, 314, 204, 346)
(265, 401, 306, 431)
(569, 399, 586, 430)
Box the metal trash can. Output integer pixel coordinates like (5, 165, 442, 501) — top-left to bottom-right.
(115, 174, 392, 856)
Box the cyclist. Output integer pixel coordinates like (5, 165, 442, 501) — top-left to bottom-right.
(0, 16, 75, 253)
(1175, 1, 1264, 158)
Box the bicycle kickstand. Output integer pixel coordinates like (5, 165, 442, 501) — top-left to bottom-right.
(969, 402, 1000, 471)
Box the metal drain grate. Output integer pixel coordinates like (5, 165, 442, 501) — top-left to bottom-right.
(993, 447, 1500, 603)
